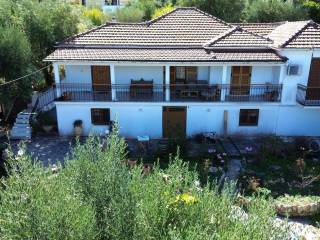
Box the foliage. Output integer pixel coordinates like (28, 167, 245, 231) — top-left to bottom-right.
(177, 0, 246, 22)
(152, 3, 175, 19)
(244, 0, 308, 22)
(128, 0, 161, 20)
(84, 8, 108, 26)
(303, 0, 320, 23)
(0, 145, 97, 239)
(114, 6, 144, 22)
(0, 128, 290, 239)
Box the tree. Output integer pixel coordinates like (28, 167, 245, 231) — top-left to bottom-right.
(152, 3, 175, 19)
(177, 0, 246, 22)
(303, 0, 320, 23)
(244, 0, 308, 22)
(0, 26, 33, 121)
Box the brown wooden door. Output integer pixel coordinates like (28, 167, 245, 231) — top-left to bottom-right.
(231, 66, 252, 95)
(91, 66, 111, 91)
(307, 58, 320, 100)
(163, 107, 186, 138)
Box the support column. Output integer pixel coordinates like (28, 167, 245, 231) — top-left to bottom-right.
(279, 64, 286, 103)
(165, 65, 170, 101)
(53, 63, 61, 97)
(110, 63, 116, 101)
(221, 65, 228, 101)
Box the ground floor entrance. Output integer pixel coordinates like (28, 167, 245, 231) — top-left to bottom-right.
(162, 106, 186, 138)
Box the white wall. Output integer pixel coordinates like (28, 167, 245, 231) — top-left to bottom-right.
(209, 66, 223, 84)
(251, 66, 279, 84)
(115, 66, 164, 85)
(197, 66, 210, 81)
(56, 103, 162, 138)
(279, 49, 313, 105)
(55, 102, 320, 138)
(64, 65, 92, 84)
(187, 106, 224, 135)
(276, 106, 320, 136)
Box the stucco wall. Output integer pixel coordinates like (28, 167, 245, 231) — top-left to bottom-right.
(56, 103, 163, 138)
(64, 65, 92, 84)
(55, 102, 320, 138)
(115, 66, 164, 85)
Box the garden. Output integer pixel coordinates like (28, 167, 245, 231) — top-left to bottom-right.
(2, 127, 317, 239)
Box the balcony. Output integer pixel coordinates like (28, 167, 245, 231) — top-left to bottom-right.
(297, 84, 320, 106)
(35, 83, 282, 110)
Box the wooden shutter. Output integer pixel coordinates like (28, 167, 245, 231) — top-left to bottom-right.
(186, 67, 197, 83)
(170, 66, 175, 84)
(91, 66, 111, 91)
(231, 66, 252, 95)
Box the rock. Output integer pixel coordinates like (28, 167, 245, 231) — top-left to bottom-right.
(275, 201, 320, 217)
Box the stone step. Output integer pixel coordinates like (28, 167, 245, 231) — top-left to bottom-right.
(13, 123, 30, 128)
(16, 118, 30, 124)
(11, 128, 31, 133)
(17, 114, 31, 120)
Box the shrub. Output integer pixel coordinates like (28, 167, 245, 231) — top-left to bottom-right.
(83, 8, 108, 26)
(114, 7, 144, 22)
(0, 145, 97, 239)
(0, 126, 289, 239)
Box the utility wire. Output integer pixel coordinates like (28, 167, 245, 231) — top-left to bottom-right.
(0, 64, 52, 87)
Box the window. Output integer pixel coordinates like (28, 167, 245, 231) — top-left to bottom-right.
(175, 67, 186, 80)
(91, 108, 110, 125)
(175, 67, 198, 83)
(239, 109, 259, 126)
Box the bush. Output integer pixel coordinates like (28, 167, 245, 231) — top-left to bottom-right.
(0, 146, 96, 239)
(0, 126, 289, 239)
(83, 8, 108, 26)
(114, 7, 144, 22)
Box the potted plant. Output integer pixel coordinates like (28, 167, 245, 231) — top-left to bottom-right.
(73, 120, 83, 137)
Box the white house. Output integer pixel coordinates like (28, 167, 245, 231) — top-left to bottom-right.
(42, 7, 320, 138)
(81, 0, 129, 12)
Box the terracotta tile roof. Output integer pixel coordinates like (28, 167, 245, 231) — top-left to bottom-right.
(204, 27, 272, 48)
(283, 22, 320, 48)
(61, 8, 233, 47)
(46, 8, 320, 63)
(235, 22, 284, 36)
(267, 21, 311, 47)
(44, 48, 285, 62)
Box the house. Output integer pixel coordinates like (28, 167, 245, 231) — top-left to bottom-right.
(81, 0, 128, 12)
(42, 7, 320, 138)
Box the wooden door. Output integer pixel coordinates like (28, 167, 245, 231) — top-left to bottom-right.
(91, 66, 111, 91)
(307, 58, 320, 100)
(163, 107, 186, 138)
(231, 66, 252, 95)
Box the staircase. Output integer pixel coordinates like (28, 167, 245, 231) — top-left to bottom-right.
(10, 108, 33, 140)
(10, 86, 56, 140)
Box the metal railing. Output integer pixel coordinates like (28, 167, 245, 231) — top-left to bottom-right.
(39, 83, 283, 103)
(297, 84, 320, 106)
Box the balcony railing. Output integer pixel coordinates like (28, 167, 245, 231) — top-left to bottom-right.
(48, 83, 282, 103)
(297, 84, 320, 106)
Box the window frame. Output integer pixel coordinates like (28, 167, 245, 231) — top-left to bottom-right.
(91, 108, 110, 126)
(239, 109, 259, 127)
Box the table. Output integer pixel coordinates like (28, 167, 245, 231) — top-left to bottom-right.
(180, 90, 199, 98)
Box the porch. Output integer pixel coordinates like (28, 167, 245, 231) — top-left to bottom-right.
(44, 63, 284, 106)
(40, 83, 282, 104)
(296, 84, 320, 106)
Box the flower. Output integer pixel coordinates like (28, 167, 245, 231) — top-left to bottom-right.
(208, 148, 216, 153)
